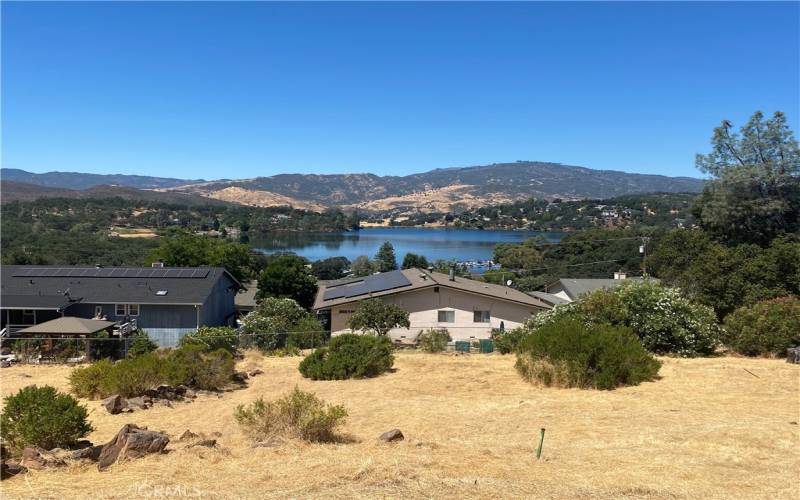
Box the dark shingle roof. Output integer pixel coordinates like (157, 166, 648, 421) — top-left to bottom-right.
(1, 265, 240, 306)
(550, 278, 645, 300)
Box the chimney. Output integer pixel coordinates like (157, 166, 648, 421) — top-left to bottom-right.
(614, 270, 627, 280)
(151, 261, 164, 268)
(449, 265, 456, 282)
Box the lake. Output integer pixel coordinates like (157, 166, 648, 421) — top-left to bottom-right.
(251, 227, 563, 266)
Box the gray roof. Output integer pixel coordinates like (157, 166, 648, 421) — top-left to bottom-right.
(235, 280, 258, 309)
(526, 291, 570, 306)
(16, 317, 116, 335)
(314, 268, 552, 311)
(548, 278, 644, 300)
(2, 265, 241, 307)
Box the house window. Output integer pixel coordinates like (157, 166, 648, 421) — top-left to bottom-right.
(128, 304, 140, 316)
(438, 310, 455, 323)
(115, 304, 126, 316)
(473, 311, 491, 323)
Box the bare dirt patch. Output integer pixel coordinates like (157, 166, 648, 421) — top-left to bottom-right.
(1, 353, 798, 499)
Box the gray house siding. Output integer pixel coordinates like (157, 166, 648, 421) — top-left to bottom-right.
(200, 274, 237, 327)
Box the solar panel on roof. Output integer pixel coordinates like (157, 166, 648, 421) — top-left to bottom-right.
(12, 267, 211, 278)
(322, 271, 411, 301)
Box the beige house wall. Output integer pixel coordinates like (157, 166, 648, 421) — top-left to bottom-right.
(329, 286, 544, 342)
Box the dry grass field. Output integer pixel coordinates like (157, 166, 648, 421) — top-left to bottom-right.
(1, 352, 798, 499)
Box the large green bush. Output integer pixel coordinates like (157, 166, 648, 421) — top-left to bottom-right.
(234, 387, 347, 443)
(69, 346, 235, 398)
(179, 326, 239, 354)
(239, 297, 325, 351)
(515, 319, 661, 390)
(0, 385, 93, 451)
(529, 280, 720, 356)
(723, 297, 800, 356)
(417, 329, 450, 352)
(162, 345, 236, 390)
(298, 334, 394, 380)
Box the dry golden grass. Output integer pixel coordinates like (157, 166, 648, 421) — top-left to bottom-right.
(1, 352, 798, 499)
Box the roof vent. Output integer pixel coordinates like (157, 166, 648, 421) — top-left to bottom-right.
(152, 261, 164, 268)
(156, 290, 168, 296)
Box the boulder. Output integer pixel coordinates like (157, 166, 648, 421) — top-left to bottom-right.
(126, 396, 152, 410)
(71, 445, 103, 461)
(102, 394, 128, 415)
(145, 385, 185, 401)
(787, 347, 800, 364)
(97, 424, 170, 471)
(248, 369, 264, 377)
(1, 460, 26, 480)
(19, 447, 66, 469)
(379, 429, 404, 443)
(232, 371, 249, 383)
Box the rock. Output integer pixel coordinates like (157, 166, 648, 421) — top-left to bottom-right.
(71, 445, 103, 461)
(1, 461, 26, 480)
(102, 394, 127, 415)
(0, 360, 10, 369)
(232, 371, 249, 383)
(20, 447, 66, 469)
(97, 424, 170, 471)
(248, 369, 264, 377)
(145, 385, 185, 401)
(379, 429, 404, 442)
(179, 430, 199, 442)
(787, 347, 800, 364)
(126, 396, 151, 410)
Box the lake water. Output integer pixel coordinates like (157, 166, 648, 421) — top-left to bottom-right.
(251, 227, 563, 265)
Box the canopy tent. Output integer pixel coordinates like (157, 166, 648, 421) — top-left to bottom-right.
(16, 317, 116, 336)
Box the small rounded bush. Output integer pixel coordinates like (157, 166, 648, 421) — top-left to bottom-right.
(163, 345, 235, 390)
(1, 385, 93, 451)
(417, 329, 450, 352)
(298, 334, 394, 380)
(723, 297, 800, 356)
(515, 318, 661, 390)
(234, 387, 347, 443)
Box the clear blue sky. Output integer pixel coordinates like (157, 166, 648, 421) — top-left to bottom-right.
(2, 1, 798, 180)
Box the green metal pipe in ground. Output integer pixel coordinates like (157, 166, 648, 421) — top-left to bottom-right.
(536, 428, 546, 460)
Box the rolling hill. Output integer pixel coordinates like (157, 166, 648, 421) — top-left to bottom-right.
(2, 162, 705, 212)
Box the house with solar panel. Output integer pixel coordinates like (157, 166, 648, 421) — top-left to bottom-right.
(1, 265, 243, 347)
(314, 268, 556, 343)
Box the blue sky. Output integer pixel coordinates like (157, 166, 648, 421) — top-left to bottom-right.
(2, 1, 798, 180)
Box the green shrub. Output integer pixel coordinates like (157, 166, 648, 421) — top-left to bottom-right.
(0, 385, 93, 451)
(529, 280, 720, 356)
(515, 319, 661, 390)
(68, 359, 115, 398)
(491, 327, 530, 354)
(239, 297, 324, 351)
(179, 326, 239, 354)
(127, 330, 158, 357)
(298, 334, 394, 380)
(417, 329, 450, 352)
(234, 387, 347, 443)
(69, 346, 235, 399)
(723, 297, 800, 356)
(163, 345, 235, 390)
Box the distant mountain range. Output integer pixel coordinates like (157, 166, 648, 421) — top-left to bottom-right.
(1, 162, 704, 212)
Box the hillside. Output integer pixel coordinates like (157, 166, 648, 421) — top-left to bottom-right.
(0, 168, 203, 190)
(3, 162, 705, 212)
(0, 181, 230, 206)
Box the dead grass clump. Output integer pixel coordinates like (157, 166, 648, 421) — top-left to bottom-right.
(234, 387, 347, 443)
(516, 357, 574, 387)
